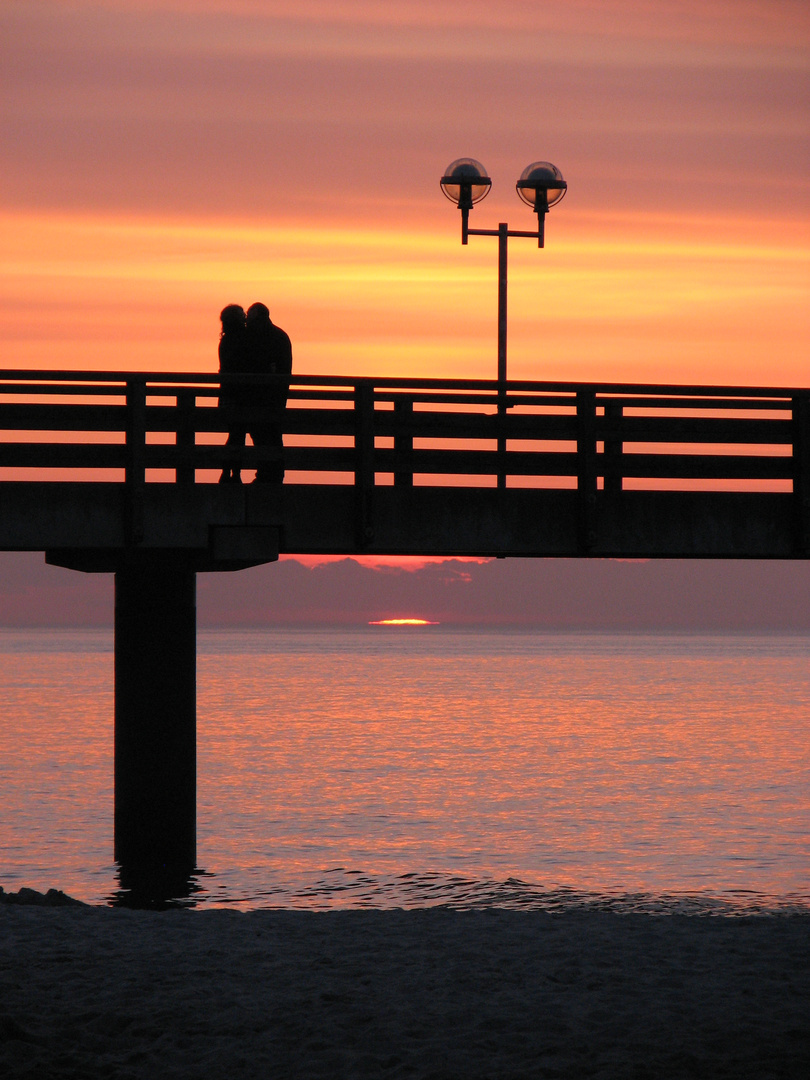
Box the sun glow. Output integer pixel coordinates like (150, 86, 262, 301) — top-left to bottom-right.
(368, 618, 439, 626)
(2, 207, 807, 386)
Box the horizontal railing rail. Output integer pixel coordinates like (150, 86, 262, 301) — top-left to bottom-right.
(0, 370, 805, 496)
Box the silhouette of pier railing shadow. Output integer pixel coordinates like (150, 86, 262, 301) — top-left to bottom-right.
(1, 368, 808, 901)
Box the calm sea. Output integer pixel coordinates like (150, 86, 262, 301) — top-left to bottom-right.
(1, 628, 808, 911)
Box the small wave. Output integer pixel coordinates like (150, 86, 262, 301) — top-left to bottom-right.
(200, 869, 810, 916)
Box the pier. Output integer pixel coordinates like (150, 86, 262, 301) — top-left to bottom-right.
(2, 369, 808, 882)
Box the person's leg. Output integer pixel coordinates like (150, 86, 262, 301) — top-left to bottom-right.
(251, 425, 284, 483)
(220, 425, 246, 483)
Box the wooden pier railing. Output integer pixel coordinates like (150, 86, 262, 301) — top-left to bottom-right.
(0, 370, 806, 494)
(0, 370, 807, 560)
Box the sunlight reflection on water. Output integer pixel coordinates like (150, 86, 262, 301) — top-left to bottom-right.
(1, 628, 808, 911)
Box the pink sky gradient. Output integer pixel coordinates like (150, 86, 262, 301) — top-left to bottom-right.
(2, 0, 807, 385)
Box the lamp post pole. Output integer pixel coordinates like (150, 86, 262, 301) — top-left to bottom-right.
(498, 223, 508, 488)
(465, 217, 558, 386)
(498, 222, 507, 387)
(441, 159, 567, 489)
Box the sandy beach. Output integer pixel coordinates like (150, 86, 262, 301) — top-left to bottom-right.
(1, 900, 808, 1079)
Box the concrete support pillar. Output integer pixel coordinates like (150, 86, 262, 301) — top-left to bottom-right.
(114, 555, 197, 872)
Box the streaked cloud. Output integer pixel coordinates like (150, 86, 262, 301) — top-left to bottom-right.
(4, 1, 806, 222)
(14, 1, 808, 53)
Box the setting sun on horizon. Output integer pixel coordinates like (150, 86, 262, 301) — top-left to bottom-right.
(368, 618, 440, 626)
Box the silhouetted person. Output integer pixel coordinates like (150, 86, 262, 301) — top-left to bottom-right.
(218, 303, 248, 484)
(244, 302, 292, 483)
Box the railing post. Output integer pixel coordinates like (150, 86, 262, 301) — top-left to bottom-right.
(603, 400, 623, 495)
(124, 377, 146, 545)
(576, 389, 598, 552)
(354, 383, 375, 546)
(175, 389, 196, 485)
(394, 397, 414, 488)
(793, 394, 810, 555)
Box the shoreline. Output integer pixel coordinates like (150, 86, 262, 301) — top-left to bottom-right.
(5, 880, 810, 917)
(2, 905, 808, 1078)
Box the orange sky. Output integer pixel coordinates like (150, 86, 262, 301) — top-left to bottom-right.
(1, 0, 808, 387)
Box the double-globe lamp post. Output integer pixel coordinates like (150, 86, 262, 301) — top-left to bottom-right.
(440, 158, 567, 389)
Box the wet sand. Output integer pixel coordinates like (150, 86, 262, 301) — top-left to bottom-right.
(1, 904, 808, 1079)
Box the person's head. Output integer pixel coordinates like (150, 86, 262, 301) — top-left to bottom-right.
(220, 304, 246, 334)
(246, 302, 270, 325)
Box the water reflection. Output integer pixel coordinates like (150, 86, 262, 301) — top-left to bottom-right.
(2, 629, 808, 910)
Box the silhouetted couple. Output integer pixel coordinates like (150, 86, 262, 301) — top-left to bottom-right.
(218, 302, 292, 484)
